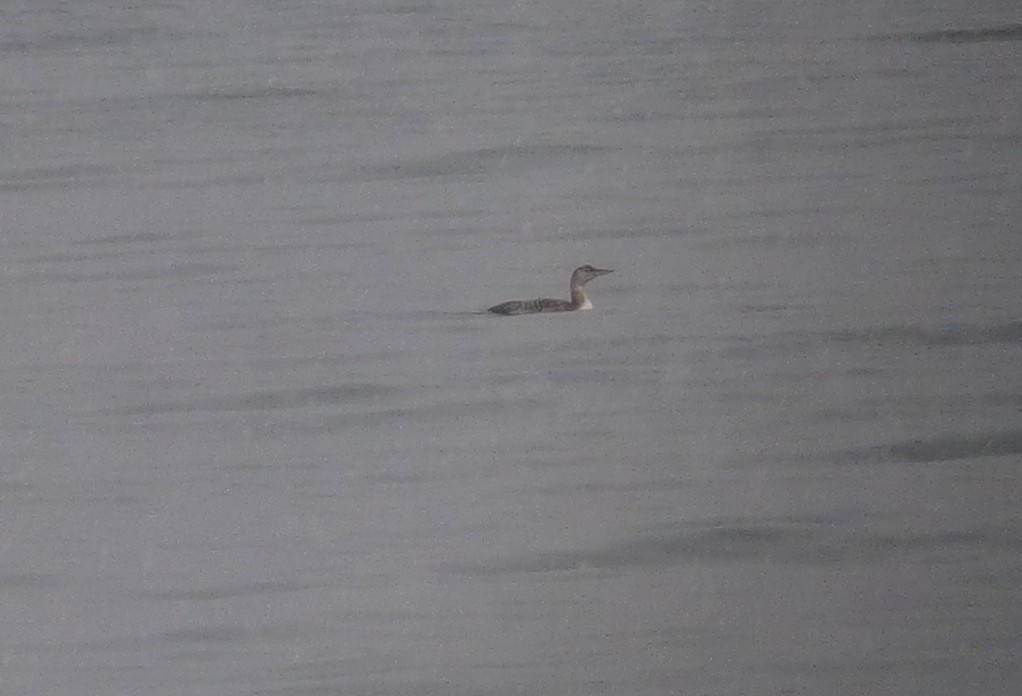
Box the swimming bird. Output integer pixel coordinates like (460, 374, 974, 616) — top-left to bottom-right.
(488, 265, 613, 315)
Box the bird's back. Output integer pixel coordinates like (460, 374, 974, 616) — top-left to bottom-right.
(488, 298, 574, 315)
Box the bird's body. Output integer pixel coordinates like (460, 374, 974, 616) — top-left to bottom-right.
(488, 265, 613, 315)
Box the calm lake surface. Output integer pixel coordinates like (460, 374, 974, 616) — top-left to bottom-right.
(2, 1, 1021, 694)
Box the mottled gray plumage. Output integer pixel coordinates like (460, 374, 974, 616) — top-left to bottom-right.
(488, 265, 613, 315)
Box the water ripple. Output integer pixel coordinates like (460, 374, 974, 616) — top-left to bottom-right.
(136, 580, 318, 601)
(454, 520, 1022, 575)
(903, 24, 1022, 44)
(831, 320, 1022, 347)
(839, 430, 1022, 464)
(359, 144, 606, 180)
(886, 430, 1022, 463)
(118, 383, 390, 415)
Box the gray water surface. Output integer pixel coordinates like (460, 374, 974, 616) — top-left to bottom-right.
(2, 1, 1021, 694)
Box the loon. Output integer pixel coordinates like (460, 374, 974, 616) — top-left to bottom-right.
(488, 265, 614, 315)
